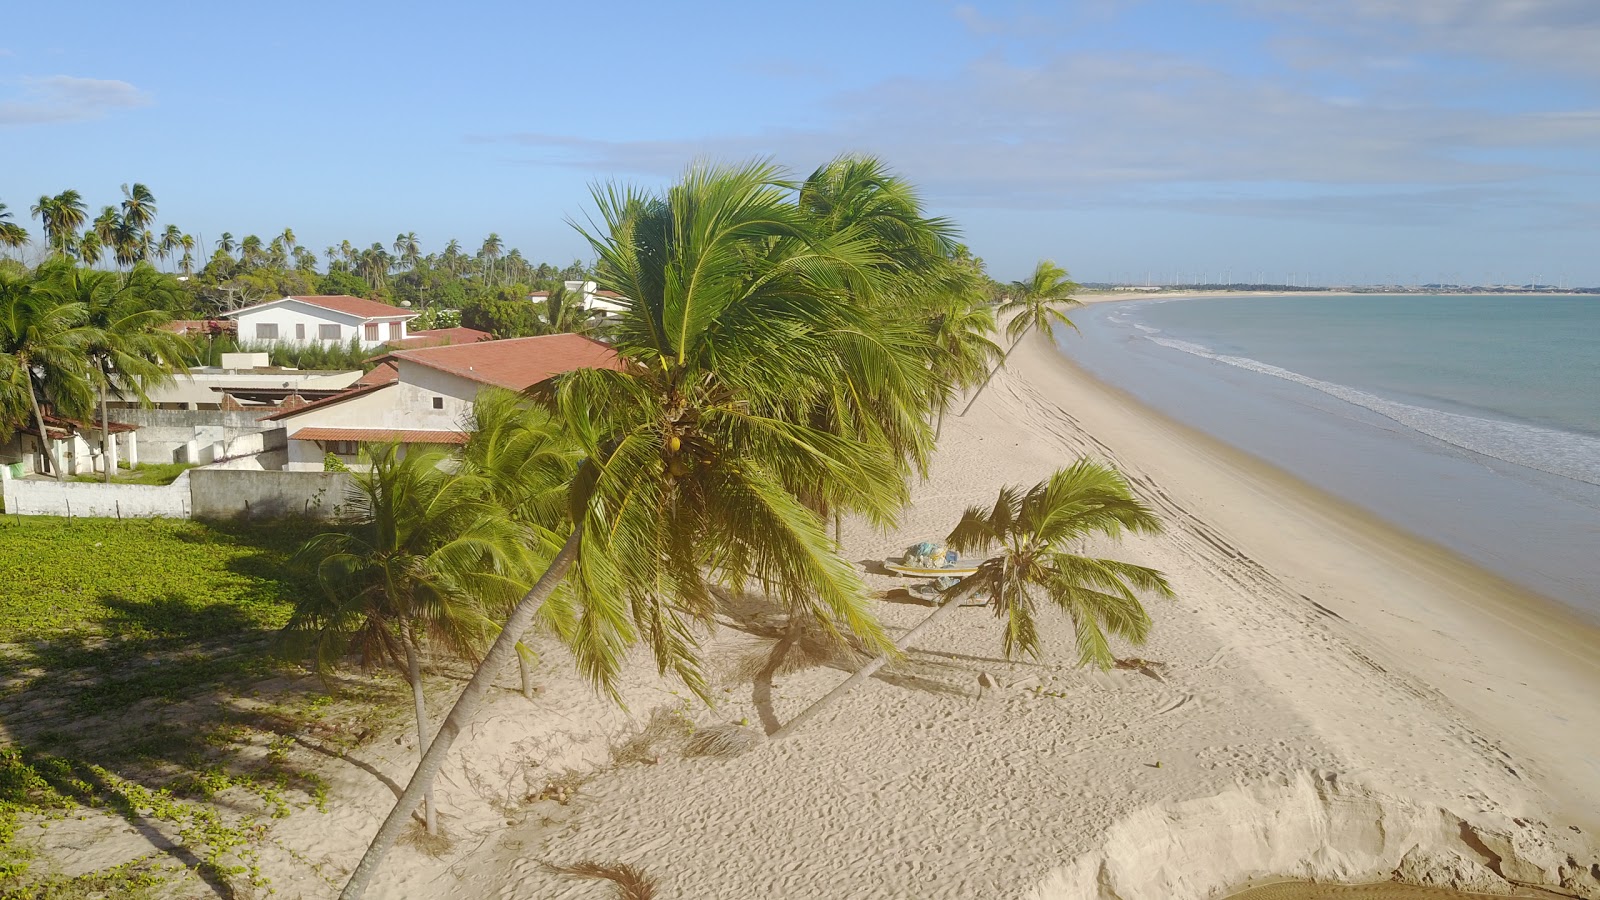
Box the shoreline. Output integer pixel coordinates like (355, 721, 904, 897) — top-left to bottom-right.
(1016, 329, 1600, 830)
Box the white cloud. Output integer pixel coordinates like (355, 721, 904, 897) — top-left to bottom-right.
(472, 49, 1600, 217)
(0, 75, 151, 126)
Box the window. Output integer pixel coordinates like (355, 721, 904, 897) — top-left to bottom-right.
(387, 322, 400, 340)
(432, 397, 444, 410)
(364, 323, 380, 341)
(255, 323, 278, 340)
(295, 323, 305, 340)
(325, 440, 359, 456)
(318, 324, 340, 340)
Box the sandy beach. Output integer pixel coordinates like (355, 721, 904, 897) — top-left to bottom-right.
(238, 321, 1600, 899)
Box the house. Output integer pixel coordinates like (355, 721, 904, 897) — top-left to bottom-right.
(266, 333, 626, 470)
(223, 295, 417, 350)
(0, 413, 139, 480)
(529, 281, 629, 321)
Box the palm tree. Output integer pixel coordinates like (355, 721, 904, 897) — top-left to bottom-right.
(159, 225, 182, 270)
(0, 261, 97, 480)
(35, 262, 188, 482)
(280, 227, 297, 254)
(337, 160, 911, 899)
(30, 191, 87, 256)
(478, 233, 503, 285)
(529, 282, 591, 335)
(0, 202, 29, 251)
(960, 259, 1080, 416)
(119, 183, 156, 232)
(215, 232, 236, 258)
(394, 232, 421, 271)
(775, 460, 1174, 739)
(76, 230, 105, 268)
(928, 289, 1001, 437)
(239, 235, 264, 268)
(282, 444, 533, 836)
(460, 389, 584, 697)
(178, 233, 196, 276)
(441, 239, 463, 276)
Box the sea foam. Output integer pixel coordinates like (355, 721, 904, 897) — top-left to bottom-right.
(1147, 336, 1600, 487)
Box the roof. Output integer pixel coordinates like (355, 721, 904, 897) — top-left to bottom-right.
(163, 319, 236, 336)
(389, 334, 625, 392)
(264, 381, 396, 421)
(355, 360, 400, 387)
(23, 413, 138, 440)
(289, 427, 468, 445)
(223, 295, 418, 321)
(388, 326, 492, 350)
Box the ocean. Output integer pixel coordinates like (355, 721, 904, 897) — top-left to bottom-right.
(1062, 294, 1600, 616)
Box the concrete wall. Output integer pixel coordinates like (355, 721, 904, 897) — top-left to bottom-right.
(3, 472, 192, 518)
(276, 374, 473, 470)
(106, 407, 283, 465)
(188, 468, 354, 520)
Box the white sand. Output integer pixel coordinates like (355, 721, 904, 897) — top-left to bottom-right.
(243, 327, 1600, 898)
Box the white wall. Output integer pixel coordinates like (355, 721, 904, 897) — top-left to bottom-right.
(231, 300, 410, 350)
(3, 472, 191, 518)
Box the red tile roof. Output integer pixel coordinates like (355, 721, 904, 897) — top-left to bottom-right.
(264, 381, 395, 421)
(163, 319, 236, 335)
(390, 334, 625, 392)
(290, 427, 468, 445)
(226, 295, 417, 321)
(389, 326, 492, 350)
(355, 360, 400, 387)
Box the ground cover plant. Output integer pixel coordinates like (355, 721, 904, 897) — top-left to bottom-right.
(0, 515, 404, 897)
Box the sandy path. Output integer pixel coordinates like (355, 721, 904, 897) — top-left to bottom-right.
(395, 331, 1600, 899)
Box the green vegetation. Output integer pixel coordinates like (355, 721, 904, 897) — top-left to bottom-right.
(0, 515, 395, 897)
(69, 461, 194, 486)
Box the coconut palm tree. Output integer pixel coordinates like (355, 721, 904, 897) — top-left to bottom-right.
(282, 444, 533, 836)
(279, 227, 297, 254)
(929, 288, 1001, 437)
(158, 225, 182, 270)
(528, 282, 591, 336)
(460, 388, 584, 697)
(775, 459, 1173, 739)
(0, 261, 97, 480)
(119, 183, 157, 234)
(441, 239, 463, 276)
(336, 159, 911, 899)
(215, 232, 237, 258)
(239, 235, 264, 268)
(30, 191, 87, 256)
(394, 232, 421, 271)
(0, 202, 29, 251)
(478, 233, 503, 285)
(960, 259, 1080, 416)
(35, 262, 189, 482)
(75, 231, 105, 268)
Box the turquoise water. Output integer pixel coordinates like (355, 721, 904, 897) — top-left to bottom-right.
(1066, 295, 1600, 614)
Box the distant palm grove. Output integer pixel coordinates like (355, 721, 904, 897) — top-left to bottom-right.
(3, 182, 1008, 341)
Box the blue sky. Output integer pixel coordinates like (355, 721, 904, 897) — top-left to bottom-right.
(5, 0, 1599, 285)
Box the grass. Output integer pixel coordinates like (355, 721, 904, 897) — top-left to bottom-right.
(69, 461, 196, 486)
(0, 514, 399, 898)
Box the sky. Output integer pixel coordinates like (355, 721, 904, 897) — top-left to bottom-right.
(4, 0, 1600, 286)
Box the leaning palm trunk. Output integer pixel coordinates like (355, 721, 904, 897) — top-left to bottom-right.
(958, 331, 1026, 418)
(99, 379, 112, 484)
(402, 638, 436, 835)
(339, 527, 582, 900)
(772, 577, 982, 741)
(26, 378, 60, 480)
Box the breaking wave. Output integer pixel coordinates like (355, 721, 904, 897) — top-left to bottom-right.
(1147, 336, 1600, 487)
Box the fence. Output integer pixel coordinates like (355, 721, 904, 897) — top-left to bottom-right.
(2, 472, 192, 518)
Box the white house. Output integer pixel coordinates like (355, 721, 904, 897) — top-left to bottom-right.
(266, 333, 625, 470)
(529, 281, 629, 321)
(223, 295, 418, 350)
